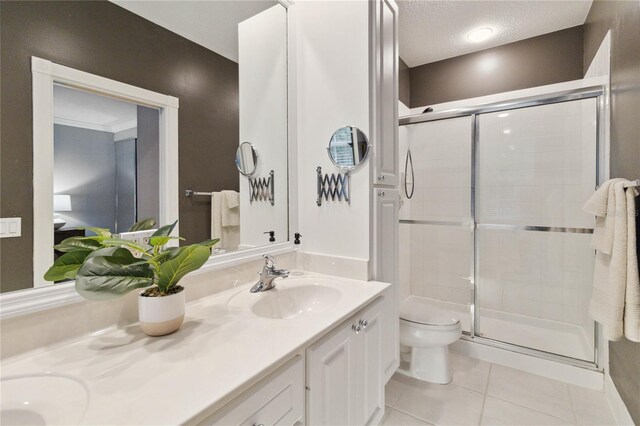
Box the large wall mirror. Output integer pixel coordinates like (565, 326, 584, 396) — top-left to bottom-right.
(0, 1, 290, 299)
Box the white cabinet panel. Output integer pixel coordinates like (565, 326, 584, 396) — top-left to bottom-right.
(306, 318, 359, 425)
(374, 189, 400, 382)
(373, 0, 399, 186)
(357, 299, 385, 425)
(201, 355, 304, 426)
(306, 299, 385, 425)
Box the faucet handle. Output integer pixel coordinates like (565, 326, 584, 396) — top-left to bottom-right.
(263, 254, 275, 268)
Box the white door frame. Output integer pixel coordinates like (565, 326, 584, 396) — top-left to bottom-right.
(31, 56, 179, 287)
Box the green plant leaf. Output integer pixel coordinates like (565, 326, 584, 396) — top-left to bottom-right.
(100, 238, 150, 255)
(54, 237, 104, 253)
(85, 246, 137, 262)
(151, 220, 178, 238)
(149, 235, 184, 248)
(43, 250, 92, 281)
(197, 238, 220, 248)
(156, 245, 210, 292)
(75, 255, 154, 301)
(129, 218, 157, 232)
(77, 227, 112, 237)
(150, 247, 184, 264)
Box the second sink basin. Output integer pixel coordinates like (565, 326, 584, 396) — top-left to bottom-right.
(251, 284, 341, 319)
(1, 373, 89, 425)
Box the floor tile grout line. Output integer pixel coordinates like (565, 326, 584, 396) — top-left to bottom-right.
(391, 405, 434, 424)
(484, 392, 577, 424)
(389, 407, 436, 425)
(566, 384, 580, 425)
(477, 363, 493, 425)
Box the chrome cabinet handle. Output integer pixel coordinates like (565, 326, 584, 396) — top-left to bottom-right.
(352, 324, 361, 334)
(253, 424, 264, 426)
(359, 319, 368, 329)
(378, 191, 385, 197)
(377, 175, 385, 181)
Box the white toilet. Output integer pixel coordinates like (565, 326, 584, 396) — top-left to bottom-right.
(398, 297, 462, 384)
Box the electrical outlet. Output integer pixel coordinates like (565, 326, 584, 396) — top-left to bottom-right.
(117, 229, 156, 248)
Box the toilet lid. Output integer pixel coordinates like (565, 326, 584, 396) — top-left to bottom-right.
(400, 298, 460, 326)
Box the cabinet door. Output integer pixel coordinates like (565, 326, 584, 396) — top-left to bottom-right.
(357, 298, 385, 426)
(306, 320, 359, 425)
(198, 355, 304, 426)
(373, 0, 399, 186)
(374, 188, 400, 382)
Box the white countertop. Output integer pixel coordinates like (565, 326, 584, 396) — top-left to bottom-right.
(1, 271, 389, 425)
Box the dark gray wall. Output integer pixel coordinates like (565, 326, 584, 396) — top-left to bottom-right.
(408, 26, 584, 108)
(136, 106, 160, 224)
(0, 1, 239, 292)
(399, 57, 411, 107)
(584, 1, 640, 423)
(54, 125, 117, 232)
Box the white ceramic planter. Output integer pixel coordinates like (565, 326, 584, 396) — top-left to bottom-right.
(138, 288, 185, 336)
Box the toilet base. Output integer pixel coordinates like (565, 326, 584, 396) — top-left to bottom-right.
(398, 346, 453, 384)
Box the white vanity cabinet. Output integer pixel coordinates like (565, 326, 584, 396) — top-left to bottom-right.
(306, 298, 385, 425)
(198, 355, 305, 426)
(374, 189, 400, 382)
(372, 0, 399, 187)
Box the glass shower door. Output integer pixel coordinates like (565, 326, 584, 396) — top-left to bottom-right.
(399, 116, 474, 332)
(475, 99, 598, 361)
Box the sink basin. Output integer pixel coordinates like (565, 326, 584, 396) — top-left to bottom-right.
(1, 374, 89, 425)
(251, 284, 342, 319)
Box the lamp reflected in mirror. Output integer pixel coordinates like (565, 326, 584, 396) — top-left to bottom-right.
(53, 194, 71, 229)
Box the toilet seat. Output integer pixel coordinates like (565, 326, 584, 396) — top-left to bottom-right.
(400, 298, 460, 330)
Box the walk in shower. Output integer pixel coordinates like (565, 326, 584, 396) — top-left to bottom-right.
(399, 86, 603, 367)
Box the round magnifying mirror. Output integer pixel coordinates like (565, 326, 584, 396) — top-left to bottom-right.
(235, 142, 258, 176)
(327, 126, 370, 170)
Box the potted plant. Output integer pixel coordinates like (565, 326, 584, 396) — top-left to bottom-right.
(44, 219, 218, 336)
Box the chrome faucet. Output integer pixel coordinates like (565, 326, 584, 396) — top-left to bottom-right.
(250, 255, 289, 293)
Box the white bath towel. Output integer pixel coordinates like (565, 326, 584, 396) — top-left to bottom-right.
(221, 190, 240, 227)
(584, 179, 640, 341)
(624, 185, 640, 342)
(211, 192, 240, 250)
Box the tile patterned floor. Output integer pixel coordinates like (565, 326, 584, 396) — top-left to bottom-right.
(383, 352, 617, 426)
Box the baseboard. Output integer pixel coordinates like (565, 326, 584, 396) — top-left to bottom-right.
(451, 339, 604, 390)
(604, 373, 635, 425)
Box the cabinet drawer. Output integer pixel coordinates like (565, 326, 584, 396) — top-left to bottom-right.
(199, 355, 304, 426)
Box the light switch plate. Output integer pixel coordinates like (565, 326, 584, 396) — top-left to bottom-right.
(0, 217, 22, 238)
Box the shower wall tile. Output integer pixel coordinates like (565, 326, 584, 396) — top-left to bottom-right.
(477, 228, 594, 327)
(477, 99, 597, 229)
(408, 224, 473, 306)
(400, 116, 472, 222)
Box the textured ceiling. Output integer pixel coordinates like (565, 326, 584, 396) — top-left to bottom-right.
(54, 85, 138, 133)
(398, 0, 593, 67)
(112, 1, 277, 63)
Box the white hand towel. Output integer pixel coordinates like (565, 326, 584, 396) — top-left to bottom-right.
(624, 186, 640, 342)
(585, 179, 639, 341)
(221, 190, 240, 228)
(222, 190, 239, 209)
(211, 192, 223, 242)
(585, 178, 624, 254)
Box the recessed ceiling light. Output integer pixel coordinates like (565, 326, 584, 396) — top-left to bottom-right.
(498, 113, 509, 118)
(467, 27, 494, 43)
(503, 129, 511, 134)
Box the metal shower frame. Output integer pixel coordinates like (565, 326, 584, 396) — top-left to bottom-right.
(399, 85, 606, 371)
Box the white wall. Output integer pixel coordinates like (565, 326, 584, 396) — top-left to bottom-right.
(294, 0, 371, 261)
(238, 5, 288, 247)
